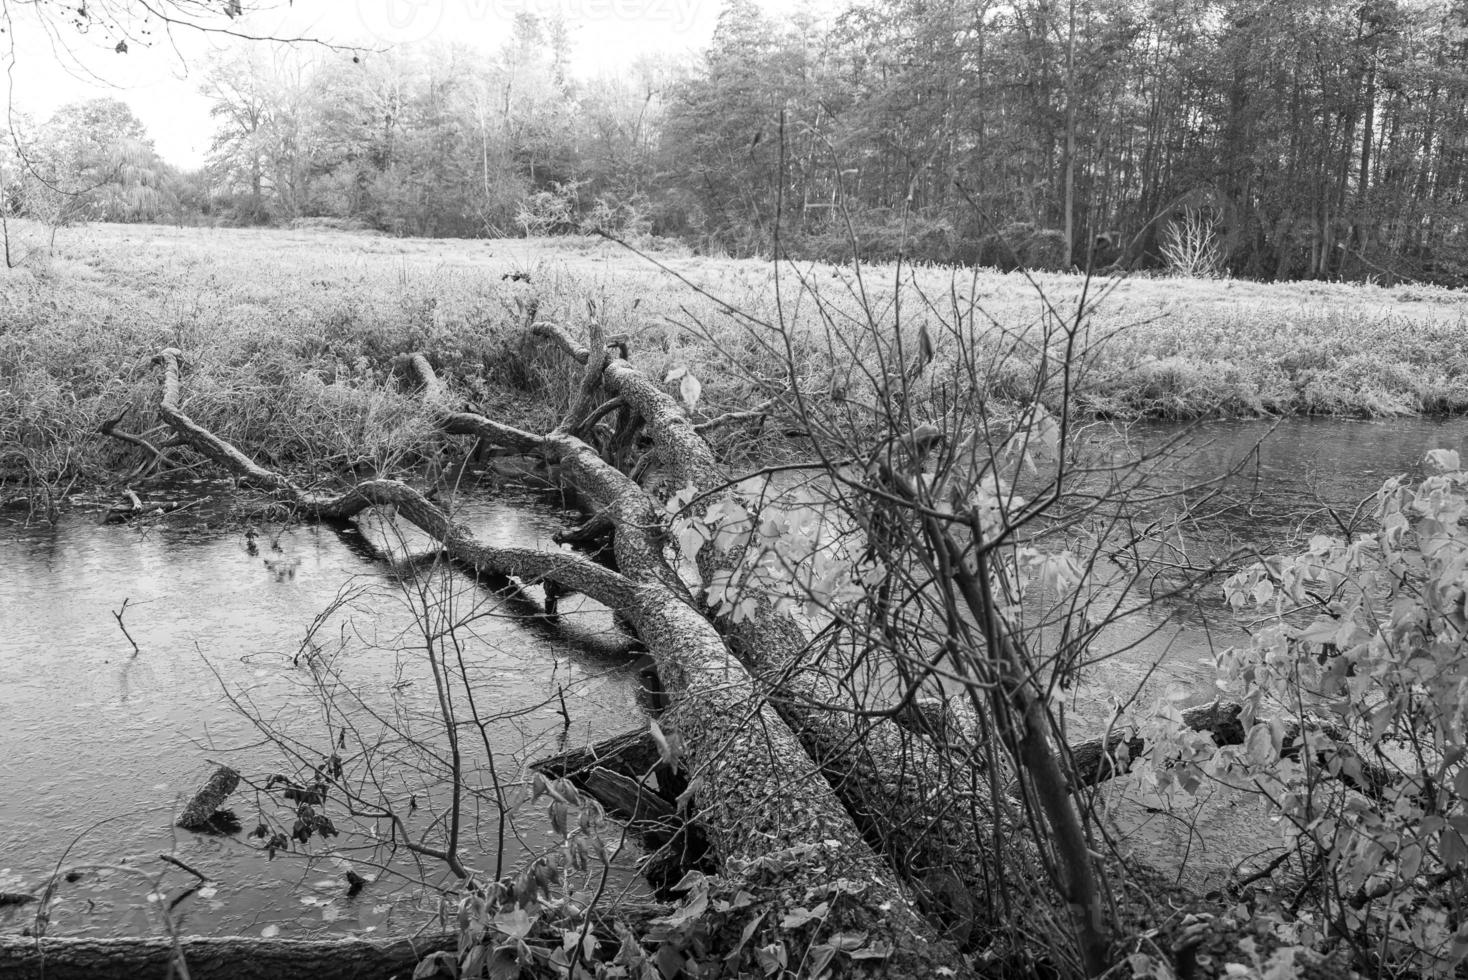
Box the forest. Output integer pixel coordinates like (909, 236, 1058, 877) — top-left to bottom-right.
(7, 0, 1468, 282)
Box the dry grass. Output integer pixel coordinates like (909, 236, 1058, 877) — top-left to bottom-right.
(2, 220, 1464, 508)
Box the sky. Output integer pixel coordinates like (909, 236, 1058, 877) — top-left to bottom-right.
(0, 0, 735, 168)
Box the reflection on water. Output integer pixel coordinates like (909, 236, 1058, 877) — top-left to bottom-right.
(1052, 415, 1468, 731)
(0, 491, 641, 939)
(1131, 415, 1467, 535)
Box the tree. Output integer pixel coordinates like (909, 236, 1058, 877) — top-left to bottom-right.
(201, 47, 331, 223)
(661, 0, 787, 249)
(12, 99, 169, 240)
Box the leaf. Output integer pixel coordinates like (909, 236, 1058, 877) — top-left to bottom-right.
(850, 941, 891, 961)
(669, 870, 703, 893)
(648, 718, 674, 767)
(1244, 723, 1277, 767)
(1299, 616, 1340, 646)
(655, 944, 686, 979)
(461, 945, 488, 979)
(491, 907, 536, 941)
(260, 924, 280, 938)
(674, 776, 700, 813)
(1399, 843, 1424, 881)
(779, 901, 829, 929)
(1031, 406, 1060, 459)
(827, 930, 869, 951)
(754, 942, 787, 976)
(414, 950, 458, 978)
(1426, 449, 1461, 473)
(724, 912, 765, 964)
(679, 373, 702, 409)
(1443, 828, 1468, 870)
(663, 366, 687, 383)
(807, 944, 837, 978)
(487, 947, 521, 980)
(651, 874, 708, 927)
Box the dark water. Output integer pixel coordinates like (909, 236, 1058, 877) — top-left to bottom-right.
(0, 488, 642, 940)
(1134, 415, 1467, 531)
(1050, 415, 1468, 729)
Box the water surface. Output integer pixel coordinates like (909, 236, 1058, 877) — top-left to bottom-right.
(3, 416, 1466, 932)
(0, 487, 642, 939)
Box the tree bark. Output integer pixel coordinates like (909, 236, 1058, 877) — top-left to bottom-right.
(0, 933, 453, 980)
(176, 766, 240, 831)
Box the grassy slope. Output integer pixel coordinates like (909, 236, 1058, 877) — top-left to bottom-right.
(2, 221, 1464, 502)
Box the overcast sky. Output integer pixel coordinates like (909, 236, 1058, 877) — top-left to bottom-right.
(1, 0, 733, 168)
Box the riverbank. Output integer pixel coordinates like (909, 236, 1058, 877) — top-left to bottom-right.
(3, 221, 1464, 509)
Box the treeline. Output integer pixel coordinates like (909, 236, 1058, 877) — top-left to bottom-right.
(8, 0, 1468, 283)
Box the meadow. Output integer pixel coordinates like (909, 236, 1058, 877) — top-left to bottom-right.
(3, 220, 1466, 510)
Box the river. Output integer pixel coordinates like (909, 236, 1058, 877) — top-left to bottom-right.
(0, 482, 643, 940)
(0, 416, 1464, 935)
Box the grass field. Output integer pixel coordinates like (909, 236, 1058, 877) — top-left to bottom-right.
(3, 220, 1466, 507)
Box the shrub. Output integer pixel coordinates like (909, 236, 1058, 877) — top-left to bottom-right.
(1135, 449, 1468, 976)
(1160, 208, 1226, 279)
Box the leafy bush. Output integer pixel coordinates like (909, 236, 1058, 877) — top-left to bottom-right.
(975, 221, 1069, 271)
(516, 181, 586, 237)
(1133, 449, 1468, 976)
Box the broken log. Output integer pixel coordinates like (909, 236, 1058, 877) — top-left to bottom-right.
(531, 734, 676, 836)
(530, 729, 662, 783)
(176, 766, 240, 832)
(0, 933, 453, 980)
(582, 767, 676, 828)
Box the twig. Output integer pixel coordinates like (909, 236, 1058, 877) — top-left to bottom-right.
(694, 401, 775, 435)
(1234, 849, 1294, 890)
(113, 597, 140, 656)
(98, 406, 169, 480)
(158, 853, 211, 882)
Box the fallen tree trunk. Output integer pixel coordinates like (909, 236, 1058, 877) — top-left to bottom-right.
(0, 933, 454, 980)
(0, 899, 675, 980)
(525, 323, 1054, 950)
(120, 347, 971, 977)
